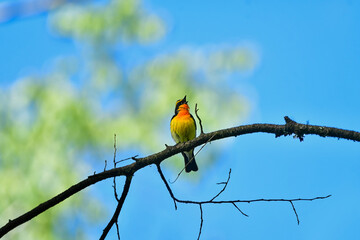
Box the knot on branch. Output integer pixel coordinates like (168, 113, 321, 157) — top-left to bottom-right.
(284, 116, 305, 142)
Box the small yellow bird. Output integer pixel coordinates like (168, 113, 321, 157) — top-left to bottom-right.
(170, 96, 198, 172)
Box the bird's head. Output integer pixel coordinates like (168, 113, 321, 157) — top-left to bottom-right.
(174, 95, 189, 113)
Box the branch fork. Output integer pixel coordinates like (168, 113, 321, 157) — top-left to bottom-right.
(156, 165, 330, 239)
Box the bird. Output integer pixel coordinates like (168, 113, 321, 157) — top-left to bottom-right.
(170, 95, 198, 172)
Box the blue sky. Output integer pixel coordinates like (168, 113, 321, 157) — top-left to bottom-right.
(1, 0, 360, 239)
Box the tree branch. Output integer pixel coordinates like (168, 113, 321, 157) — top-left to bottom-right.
(99, 175, 133, 240)
(231, 202, 249, 217)
(195, 103, 204, 135)
(156, 164, 177, 210)
(0, 116, 358, 238)
(210, 169, 231, 201)
(197, 204, 203, 240)
(156, 164, 330, 239)
(290, 201, 300, 225)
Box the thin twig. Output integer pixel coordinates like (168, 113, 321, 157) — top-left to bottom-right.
(197, 204, 204, 240)
(210, 169, 231, 201)
(115, 221, 120, 240)
(195, 103, 204, 135)
(113, 134, 120, 201)
(113, 134, 117, 166)
(170, 133, 217, 184)
(290, 201, 300, 225)
(108, 133, 120, 239)
(99, 175, 133, 240)
(115, 155, 139, 164)
(232, 202, 249, 217)
(174, 195, 332, 205)
(156, 164, 177, 210)
(112, 183, 120, 202)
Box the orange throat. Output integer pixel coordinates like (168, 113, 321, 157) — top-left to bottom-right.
(177, 104, 190, 116)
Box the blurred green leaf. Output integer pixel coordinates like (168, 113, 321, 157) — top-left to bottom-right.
(50, 0, 165, 44)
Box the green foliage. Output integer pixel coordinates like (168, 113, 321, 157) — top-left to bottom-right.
(0, 0, 258, 238)
(51, 0, 165, 44)
(0, 73, 104, 239)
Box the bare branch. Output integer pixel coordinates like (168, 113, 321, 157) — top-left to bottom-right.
(210, 168, 231, 201)
(0, 117, 357, 238)
(113, 134, 117, 166)
(112, 134, 119, 201)
(115, 155, 139, 164)
(195, 103, 204, 135)
(156, 164, 331, 239)
(156, 164, 177, 210)
(231, 202, 249, 217)
(104, 160, 107, 171)
(108, 134, 121, 239)
(173, 195, 332, 205)
(99, 175, 133, 240)
(290, 201, 300, 225)
(114, 221, 120, 240)
(112, 180, 120, 201)
(197, 204, 203, 240)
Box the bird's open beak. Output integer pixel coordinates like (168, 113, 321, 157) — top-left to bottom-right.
(182, 95, 187, 103)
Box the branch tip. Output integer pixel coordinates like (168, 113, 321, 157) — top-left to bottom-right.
(290, 201, 300, 225)
(104, 160, 107, 171)
(195, 103, 205, 135)
(210, 168, 232, 201)
(232, 203, 249, 217)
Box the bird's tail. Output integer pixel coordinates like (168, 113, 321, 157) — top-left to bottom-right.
(181, 150, 198, 172)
